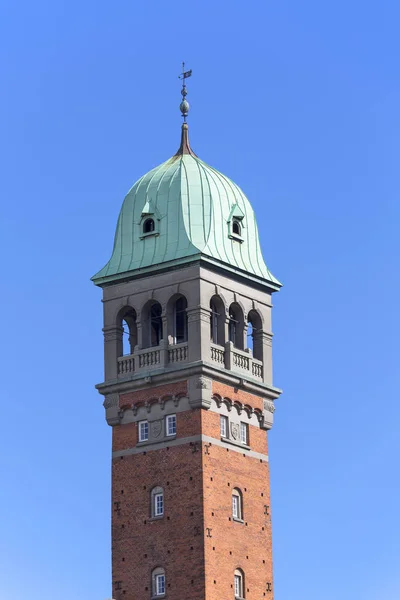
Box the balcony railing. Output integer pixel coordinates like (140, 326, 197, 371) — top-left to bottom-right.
(117, 340, 263, 382)
(117, 354, 135, 376)
(168, 342, 188, 364)
(117, 342, 188, 377)
(209, 341, 263, 381)
(210, 343, 225, 365)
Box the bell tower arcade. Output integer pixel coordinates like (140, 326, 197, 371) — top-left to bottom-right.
(93, 80, 282, 600)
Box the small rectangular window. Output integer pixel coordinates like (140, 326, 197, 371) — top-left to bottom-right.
(138, 420, 149, 442)
(154, 493, 164, 516)
(234, 574, 242, 598)
(232, 494, 239, 519)
(220, 415, 228, 438)
(155, 574, 165, 595)
(166, 414, 176, 437)
(240, 422, 248, 445)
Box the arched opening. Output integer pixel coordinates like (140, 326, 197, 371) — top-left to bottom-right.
(234, 569, 245, 599)
(232, 219, 241, 236)
(152, 567, 166, 597)
(210, 295, 225, 346)
(143, 218, 155, 234)
(247, 309, 263, 360)
(150, 303, 163, 346)
(232, 488, 243, 520)
(117, 307, 137, 356)
(142, 301, 163, 348)
(173, 296, 188, 344)
(228, 303, 244, 350)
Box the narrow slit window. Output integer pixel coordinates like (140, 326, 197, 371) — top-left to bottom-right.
(139, 420, 149, 442)
(151, 486, 164, 518)
(232, 489, 243, 520)
(240, 422, 248, 445)
(166, 414, 176, 437)
(154, 492, 164, 516)
(152, 568, 166, 597)
(220, 415, 228, 438)
(234, 571, 244, 598)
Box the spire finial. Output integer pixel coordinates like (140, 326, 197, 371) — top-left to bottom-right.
(178, 62, 192, 122)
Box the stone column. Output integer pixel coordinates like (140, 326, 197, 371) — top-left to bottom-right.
(187, 305, 212, 363)
(103, 325, 123, 381)
(225, 340, 234, 370)
(258, 331, 273, 384)
(137, 318, 144, 349)
(243, 321, 249, 351)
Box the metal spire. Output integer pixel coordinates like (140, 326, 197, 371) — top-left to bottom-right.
(178, 62, 192, 122)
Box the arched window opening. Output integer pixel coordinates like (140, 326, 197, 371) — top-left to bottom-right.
(232, 219, 241, 236)
(232, 488, 243, 521)
(118, 308, 137, 356)
(247, 310, 263, 360)
(143, 218, 155, 234)
(228, 303, 244, 350)
(152, 567, 166, 597)
(234, 569, 245, 599)
(210, 296, 225, 346)
(151, 486, 164, 518)
(173, 296, 188, 344)
(150, 303, 163, 347)
(247, 321, 254, 353)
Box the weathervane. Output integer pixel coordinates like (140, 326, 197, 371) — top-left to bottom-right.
(178, 62, 192, 122)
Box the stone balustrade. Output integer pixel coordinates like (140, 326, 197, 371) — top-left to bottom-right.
(210, 343, 225, 365)
(117, 354, 135, 375)
(168, 343, 188, 364)
(117, 340, 263, 382)
(117, 342, 188, 377)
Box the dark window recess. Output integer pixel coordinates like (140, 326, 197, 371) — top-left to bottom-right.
(150, 303, 163, 346)
(143, 218, 155, 233)
(174, 296, 188, 343)
(232, 220, 241, 235)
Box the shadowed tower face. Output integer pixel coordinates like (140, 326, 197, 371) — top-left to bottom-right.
(93, 87, 282, 600)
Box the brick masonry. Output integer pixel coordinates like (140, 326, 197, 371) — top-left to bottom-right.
(111, 379, 273, 600)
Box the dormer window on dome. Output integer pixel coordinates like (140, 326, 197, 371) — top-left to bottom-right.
(228, 204, 245, 242)
(143, 218, 155, 234)
(232, 219, 241, 236)
(139, 198, 160, 239)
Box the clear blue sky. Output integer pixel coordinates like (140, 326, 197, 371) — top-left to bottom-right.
(1, 1, 399, 599)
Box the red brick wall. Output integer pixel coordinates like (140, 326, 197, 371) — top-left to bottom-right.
(203, 382, 273, 600)
(111, 443, 205, 600)
(110, 380, 273, 600)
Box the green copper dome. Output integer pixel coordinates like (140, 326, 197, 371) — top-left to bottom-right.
(92, 124, 281, 289)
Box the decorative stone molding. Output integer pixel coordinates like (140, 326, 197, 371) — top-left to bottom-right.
(263, 399, 275, 413)
(196, 376, 211, 390)
(103, 393, 119, 409)
(103, 393, 121, 426)
(230, 422, 240, 440)
(262, 399, 275, 430)
(188, 375, 212, 409)
(151, 420, 162, 438)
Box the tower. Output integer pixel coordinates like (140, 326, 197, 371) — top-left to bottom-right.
(93, 73, 282, 600)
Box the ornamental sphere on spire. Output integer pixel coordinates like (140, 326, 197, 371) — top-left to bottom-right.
(180, 99, 189, 118)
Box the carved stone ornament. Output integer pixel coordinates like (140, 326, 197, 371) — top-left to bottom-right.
(196, 376, 211, 390)
(264, 400, 275, 414)
(103, 393, 119, 409)
(151, 420, 162, 438)
(230, 422, 240, 441)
